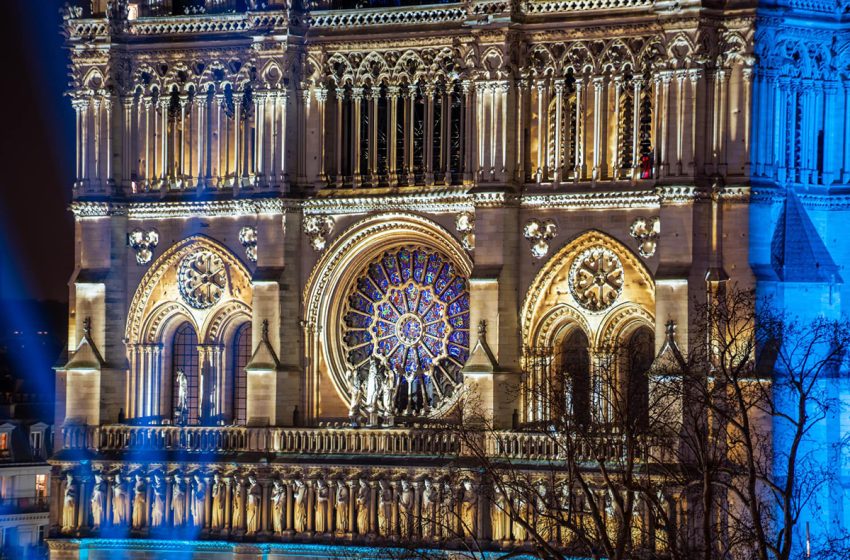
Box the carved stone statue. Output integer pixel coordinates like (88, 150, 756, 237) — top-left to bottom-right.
(378, 480, 393, 536)
(439, 481, 455, 538)
(398, 479, 414, 537)
(335, 481, 350, 533)
(90, 474, 105, 529)
(348, 370, 363, 427)
(112, 473, 128, 526)
(356, 479, 370, 535)
(132, 475, 146, 530)
(172, 474, 187, 527)
(365, 355, 382, 423)
(62, 474, 77, 532)
(192, 474, 205, 528)
(271, 480, 285, 534)
(315, 478, 329, 533)
(211, 474, 225, 530)
(246, 475, 261, 535)
(421, 478, 437, 539)
(151, 473, 165, 528)
(460, 479, 477, 537)
(382, 368, 398, 425)
(175, 369, 189, 421)
(232, 478, 244, 531)
(491, 485, 508, 541)
(293, 479, 308, 533)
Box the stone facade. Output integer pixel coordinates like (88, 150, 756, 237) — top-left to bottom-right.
(48, 0, 850, 558)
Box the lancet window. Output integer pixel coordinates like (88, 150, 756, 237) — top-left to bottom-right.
(171, 323, 200, 424)
(231, 323, 251, 425)
(624, 326, 653, 431)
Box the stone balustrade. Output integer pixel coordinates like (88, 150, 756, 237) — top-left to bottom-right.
(60, 424, 636, 463)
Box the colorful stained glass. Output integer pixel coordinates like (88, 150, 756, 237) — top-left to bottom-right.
(369, 263, 390, 293)
(413, 250, 427, 282)
(343, 246, 470, 413)
(448, 330, 469, 347)
(344, 312, 372, 329)
(398, 248, 412, 282)
(358, 277, 383, 301)
(441, 277, 467, 303)
(447, 294, 470, 317)
(382, 253, 402, 285)
(404, 283, 419, 312)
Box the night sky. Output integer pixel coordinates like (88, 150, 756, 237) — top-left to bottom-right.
(0, 0, 75, 304)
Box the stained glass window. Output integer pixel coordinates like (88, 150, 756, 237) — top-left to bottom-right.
(172, 323, 199, 424)
(232, 323, 251, 425)
(343, 246, 470, 413)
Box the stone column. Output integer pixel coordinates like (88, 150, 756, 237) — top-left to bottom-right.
(424, 83, 436, 185)
(316, 86, 328, 183)
(387, 85, 400, 187)
(553, 79, 564, 184)
(335, 87, 345, 185)
(631, 77, 643, 180)
(405, 86, 416, 184)
(536, 79, 548, 182)
(351, 87, 364, 187)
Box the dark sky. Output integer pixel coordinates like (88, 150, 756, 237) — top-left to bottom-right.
(0, 0, 75, 303)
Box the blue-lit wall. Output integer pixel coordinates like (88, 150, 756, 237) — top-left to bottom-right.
(749, 2, 850, 553)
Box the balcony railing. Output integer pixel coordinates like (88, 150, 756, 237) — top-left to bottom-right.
(0, 497, 49, 514)
(60, 424, 640, 463)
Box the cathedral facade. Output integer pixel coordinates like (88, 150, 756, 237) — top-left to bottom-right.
(48, 0, 850, 558)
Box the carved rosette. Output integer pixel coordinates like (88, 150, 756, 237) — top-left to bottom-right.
(568, 247, 624, 312)
(178, 251, 228, 310)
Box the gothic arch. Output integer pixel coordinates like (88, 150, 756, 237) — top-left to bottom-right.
(521, 229, 655, 349)
(303, 212, 473, 411)
(125, 235, 253, 346)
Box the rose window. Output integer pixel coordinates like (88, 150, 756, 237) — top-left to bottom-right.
(178, 251, 228, 309)
(343, 247, 471, 412)
(569, 247, 624, 312)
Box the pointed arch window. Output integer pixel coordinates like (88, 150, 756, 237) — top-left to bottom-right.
(625, 326, 653, 431)
(231, 323, 251, 425)
(171, 323, 199, 424)
(560, 329, 591, 426)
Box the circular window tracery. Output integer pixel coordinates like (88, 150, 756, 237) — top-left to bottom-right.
(342, 246, 471, 414)
(178, 251, 228, 309)
(569, 247, 624, 312)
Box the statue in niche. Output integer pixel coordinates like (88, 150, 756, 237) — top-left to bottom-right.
(378, 480, 393, 536)
(315, 478, 329, 533)
(460, 479, 477, 537)
(491, 485, 508, 541)
(192, 474, 205, 528)
(132, 474, 146, 530)
(112, 473, 128, 526)
(365, 354, 383, 424)
(271, 480, 286, 534)
(421, 479, 437, 539)
(439, 481, 456, 538)
(513, 489, 527, 541)
(62, 474, 77, 533)
(402, 368, 417, 415)
(293, 479, 308, 533)
(172, 474, 187, 527)
(175, 369, 189, 423)
(381, 367, 398, 425)
(211, 473, 225, 530)
(335, 481, 350, 533)
(398, 480, 414, 537)
(348, 369, 363, 427)
(356, 479, 370, 535)
(151, 473, 166, 528)
(246, 475, 261, 535)
(90, 473, 105, 529)
(232, 478, 244, 531)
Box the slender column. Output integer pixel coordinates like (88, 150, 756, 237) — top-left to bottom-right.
(179, 95, 187, 185)
(368, 87, 379, 183)
(591, 75, 606, 181)
(553, 79, 564, 184)
(143, 97, 152, 188)
(335, 88, 344, 185)
(268, 90, 278, 186)
(351, 87, 363, 187)
(73, 99, 83, 186)
(476, 82, 486, 181)
(195, 94, 205, 188)
(675, 71, 685, 176)
(93, 98, 101, 190)
(611, 76, 622, 179)
(575, 78, 586, 179)
(656, 73, 668, 178)
(104, 98, 113, 189)
(424, 83, 436, 186)
(439, 88, 448, 184)
(299, 87, 310, 183)
(160, 97, 169, 185)
(688, 70, 700, 175)
(255, 91, 266, 185)
(387, 85, 400, 187)
(406, 87, 416, 184)
(631, 78, 642, 180)
(233, 92, 243, 189)
(516, 79, 526, 183)
(489, 82, 497, 181)
(280, 89, 288, 185)
(461, 80, 474, 182)
(317, 86, 328, 182)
